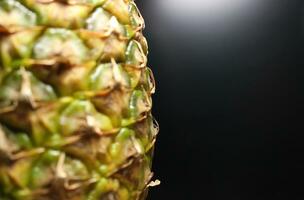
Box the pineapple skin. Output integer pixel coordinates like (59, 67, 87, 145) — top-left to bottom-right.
(0, 0, 158, 200)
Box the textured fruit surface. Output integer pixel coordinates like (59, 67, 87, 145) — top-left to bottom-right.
(0, 0, 158, 199)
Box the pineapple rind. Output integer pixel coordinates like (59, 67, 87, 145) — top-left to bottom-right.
(0, 0, 157, 199)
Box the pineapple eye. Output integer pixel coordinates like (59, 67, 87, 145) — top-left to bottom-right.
(59, 100, 113, 136)
(86, 7, 112, 31)
(0, 69, 56, 108)
(0, 0, 37, 29)
(33, 28, 89, 64)
(126, 40, 146, 68)
(0, 126, 32, 161)
(90, 63, 115, 91)
(86, 7, 125, 36)
(129, 90, 150, 120)
(33, 1, 91, 29)
(128, 2, 144, 29)
(0, 29, 42, 69)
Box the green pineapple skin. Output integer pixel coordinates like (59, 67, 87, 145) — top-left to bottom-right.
(0, 0, 158, 199)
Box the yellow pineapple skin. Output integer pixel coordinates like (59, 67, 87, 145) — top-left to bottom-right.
(0, 0, 158, 199)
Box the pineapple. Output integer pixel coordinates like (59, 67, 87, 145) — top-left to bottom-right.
(0, 0, 158, 199)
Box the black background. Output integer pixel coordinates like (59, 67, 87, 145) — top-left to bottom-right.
(136, 1, 303, 199)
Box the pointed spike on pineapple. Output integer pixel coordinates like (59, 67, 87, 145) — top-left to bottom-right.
(56, 153, 67, 178)
(26, 69, 57, 102)
(131, 135, 144, 155)
(111, 58, 131, 88)
(103, 0, 131, 25)
(20, 67, 37, 108)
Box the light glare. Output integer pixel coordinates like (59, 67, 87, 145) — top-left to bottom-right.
(157, 0, 261, 22)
